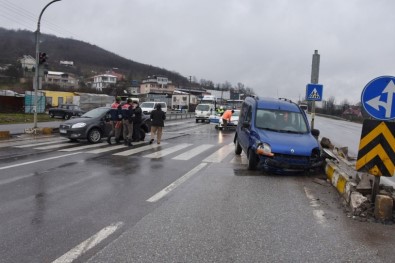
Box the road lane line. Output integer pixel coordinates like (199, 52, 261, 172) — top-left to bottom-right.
(172, 144, 213, 160)
(52, 222, 124, 263)
(86, 144, 127, 154)
(147, 162, 207, 202)
(143, 143, 192, 159)
(0, 173, 34, 185)
(304, 187, 328, 227)
(113, 142, 168, 156)
(202, 144, 234, 163)
(0, 152, 83, 170)
(35, 143, 79, 150)
(230, 153, 248, 164)
(14, 140, 68, 148)
(59, 143, 108, 152)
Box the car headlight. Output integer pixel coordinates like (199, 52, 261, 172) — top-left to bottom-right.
(71, 122, 87, 128)
(256, 143, 274, 157)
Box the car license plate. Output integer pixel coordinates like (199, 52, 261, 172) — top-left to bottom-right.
(60, 129, 67, 134)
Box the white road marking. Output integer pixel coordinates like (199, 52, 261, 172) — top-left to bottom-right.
(86, 144, 127, 154)
(202, 144, 234, 163)
(113, 142, 168, 156)
(143, 143, 192, 158)
(147, 162, 207, 202)
(230, 153, 248, 164)
(172, 144, 213, 160)
(0, 152, 82, 170)
(0, 173, 34, 185)
(52, 222, 124, 263)
(14, 140, 68, 148)
(59, 143, 108, 152)
(304, 187, 328, 227)
(35, 143, 79, 150)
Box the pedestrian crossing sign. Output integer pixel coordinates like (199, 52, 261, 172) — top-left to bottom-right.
(306, 84, 323, 101)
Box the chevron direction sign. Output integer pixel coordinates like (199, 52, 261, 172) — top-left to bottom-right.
(356, 120, 395, 177)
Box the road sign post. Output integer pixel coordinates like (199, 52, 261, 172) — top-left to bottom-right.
(309, 50, 321, 129)
(359, 76, 395, 201)
(306, 83, 323, 129)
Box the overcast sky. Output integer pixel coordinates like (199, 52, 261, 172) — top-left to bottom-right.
(1, 0, 395, 104)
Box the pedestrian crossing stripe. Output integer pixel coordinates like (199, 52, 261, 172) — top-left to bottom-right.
(308, 88, 321, 99)
(12, 140, 245, 164)
(356, 120, 395, 177)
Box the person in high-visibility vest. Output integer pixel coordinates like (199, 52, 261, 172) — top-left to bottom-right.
(222, 109, 234, 130)
(107, 97, 122, 144)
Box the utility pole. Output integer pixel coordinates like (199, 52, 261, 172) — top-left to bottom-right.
(33, 0, 62, 129)
(310, 50, 320, 129)
(188, 76, 192, 112)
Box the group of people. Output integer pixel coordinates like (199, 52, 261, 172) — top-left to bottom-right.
(107, 97, 166, 146)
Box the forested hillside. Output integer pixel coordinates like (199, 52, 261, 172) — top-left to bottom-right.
(0, 27, 188, 84)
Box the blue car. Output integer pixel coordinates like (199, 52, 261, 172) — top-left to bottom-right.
(234, 97, 322, 173)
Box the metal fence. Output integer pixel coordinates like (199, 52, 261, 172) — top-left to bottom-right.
(166, 112, 195, 120)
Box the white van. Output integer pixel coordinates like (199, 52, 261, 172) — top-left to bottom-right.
(195, 103, 215, 123)
(140, 101, 167, 114)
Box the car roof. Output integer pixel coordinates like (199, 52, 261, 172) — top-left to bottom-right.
(254, 97, 300, 112)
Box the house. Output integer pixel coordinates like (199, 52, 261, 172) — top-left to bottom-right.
(19, 55, 36, 71)
(44, 71, 77, 89)
(92, 74, 117, 91)
(140, 75, 176, 94)
(171, 90, 198, 110)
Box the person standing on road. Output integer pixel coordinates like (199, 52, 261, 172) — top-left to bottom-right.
(149, 103, 166, 145)
(222, 109, 234, 130)
(122, 98, 134, 146)
(107, 97, 122, 144)
(131, 100, 142, 142)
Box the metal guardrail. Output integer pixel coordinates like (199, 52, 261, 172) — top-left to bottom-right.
(166, 112, 195, 120)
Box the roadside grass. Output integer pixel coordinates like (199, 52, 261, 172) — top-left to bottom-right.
(0, 113, 57, 124)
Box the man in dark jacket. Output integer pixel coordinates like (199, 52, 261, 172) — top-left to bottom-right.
(131, 100, 142, 142)
(149, 103, 166, 144)
(107, 97, 122, 144)
(122, 98, 134, 146)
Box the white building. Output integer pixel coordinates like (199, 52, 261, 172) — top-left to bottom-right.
(171, 90, 197, 110)
(60, 61, 74, 67)
(140, 75, 176, 94)
(44, 71, 77, 89)
(92, 74, 117, 91)
(19, 55, 36, 71)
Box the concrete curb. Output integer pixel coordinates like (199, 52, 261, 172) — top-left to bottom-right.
(325, 159, 356, 204)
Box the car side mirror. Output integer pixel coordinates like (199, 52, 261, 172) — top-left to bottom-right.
(105, 114, 111, 122)
(242, 121, 250, 129)
(311, 128, 320, 137)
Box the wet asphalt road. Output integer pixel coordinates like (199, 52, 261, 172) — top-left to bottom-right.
(0, 119, 394, 262)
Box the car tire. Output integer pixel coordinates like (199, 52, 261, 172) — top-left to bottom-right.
(196, 119, 199, 123)
(87, 128, 102, 143)
(49, 112, 54, 118)
(247, 148, 258, 170)
(235, 138, 242, 155)
(64, 114, 71, 120)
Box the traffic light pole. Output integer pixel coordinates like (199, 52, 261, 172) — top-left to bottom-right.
(33, 0, 61, 129)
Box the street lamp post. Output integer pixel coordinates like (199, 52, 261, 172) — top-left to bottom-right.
(33, 0, 62, 129)
(188, 76, 191, 112)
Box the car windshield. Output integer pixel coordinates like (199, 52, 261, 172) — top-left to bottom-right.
(232, 110, 240, 117)
(255, 109, 308, 133)
(81, 107, 108, 118)
(196, 105, 210, 111)
(141, 102, 154, 108)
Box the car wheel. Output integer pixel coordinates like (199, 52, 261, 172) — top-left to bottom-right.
(235, 138, 242, 155)
(87, 128, 102, 143)
(49, 112, 54, 118)
(247, 148, 258, 170)
(196, 119, 199, 123)
(64, 114, 71, 120)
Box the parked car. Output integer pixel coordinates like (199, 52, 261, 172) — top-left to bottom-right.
(59, 107, 151, 143)
(234, 97, 322, 173)
(48, 104, 84, 120)
(140, 102, 167, 114)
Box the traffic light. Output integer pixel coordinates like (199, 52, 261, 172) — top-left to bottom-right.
(39, 52, 47, 65)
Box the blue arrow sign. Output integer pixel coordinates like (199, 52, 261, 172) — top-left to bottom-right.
(361, 76, 395, 120)
(306, 84, 323, 101)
